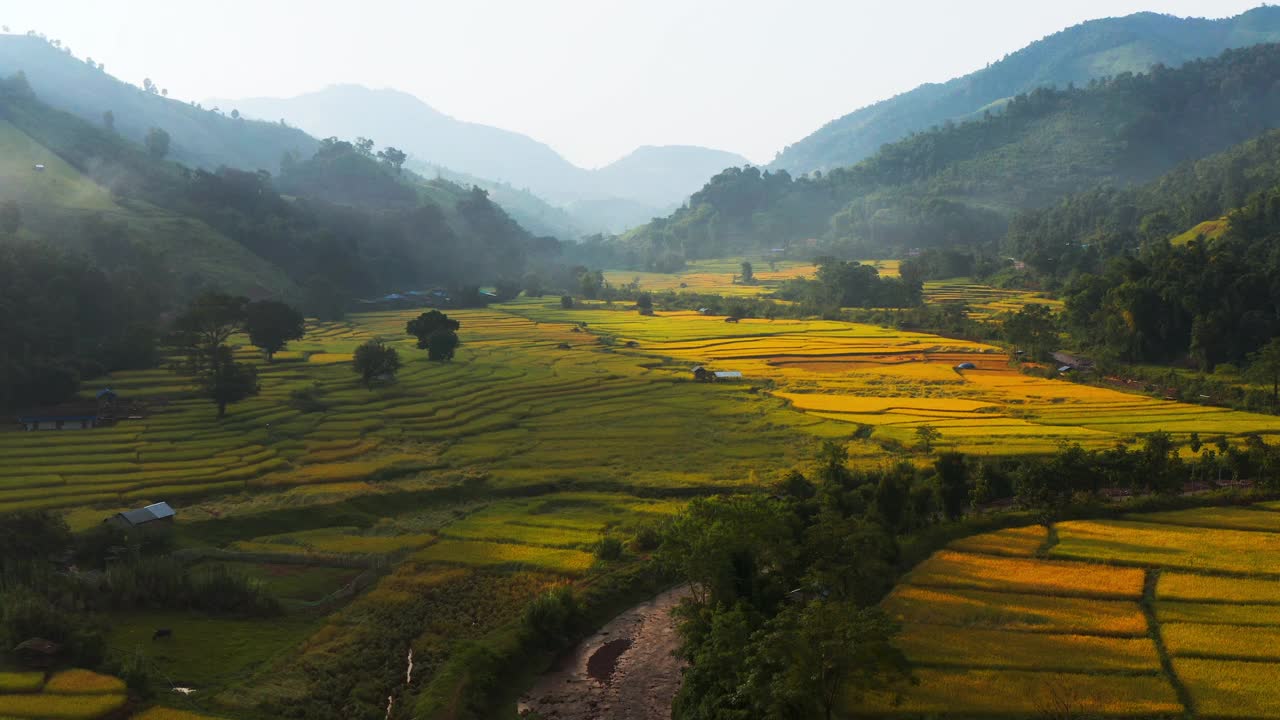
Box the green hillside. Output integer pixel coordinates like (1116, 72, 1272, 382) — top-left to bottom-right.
(772, 6, 1280, 174)
(615, 43, 1280, 269)
(0, 34, 316, 173)
(0, 118, 296, 296)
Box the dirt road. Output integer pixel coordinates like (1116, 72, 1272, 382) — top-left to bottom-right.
(517, 585, 690, 720)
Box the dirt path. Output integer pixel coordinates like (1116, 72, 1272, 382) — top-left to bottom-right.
(518, 585, 690, 720)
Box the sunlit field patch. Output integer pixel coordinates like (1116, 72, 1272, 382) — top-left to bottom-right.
(412, 539, 595, 574)
(895, 623, 1160, 671)
(1158, 572, 1280, 603)
(1051, 520, 1280, 575)
(1163, 622, 1280, 661)
(1129, 506, 1280, 533)
(904, 550, 1145, 599)
(43, 669, 126, 694)
(854, 667, 1179, 716)
(883, 585, 1148, 635)
(946, 525, 1047, 557)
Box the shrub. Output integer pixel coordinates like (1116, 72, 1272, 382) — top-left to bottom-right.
(520, 585, 580, 648)
(594, 536, 624, 562)
(560, 295, 574, 309)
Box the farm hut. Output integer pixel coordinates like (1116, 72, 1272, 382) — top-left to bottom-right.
(108, 502, 176, 529)
(16, 402, 102, 431)
(955, 362, 977, 370)
(14, 638, 60, 667)
(713, 371, 743, 382)
(1058, 366, 1074, 374)
(692, 366, 712, 382)
(33, 164, 45, 172)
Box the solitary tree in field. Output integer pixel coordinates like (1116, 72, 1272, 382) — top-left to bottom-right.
(740, 261, 754, 284)
(560, 295, 574, 309)
(144, 126, 170, 159)
(203, 346, 259, 419)
(245, 300, 305, 362)
(1247, 338, 1280, 408)
(915, 425, 941, 453)
(168, 292, 248, 374)
(427, 329, 460, 362)
(406, 310, 460, 349)
(353, 339, 401, 387)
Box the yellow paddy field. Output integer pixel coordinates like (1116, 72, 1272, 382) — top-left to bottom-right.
(602, 257, 1059, 318)
(871, 505, 1280, 718)
(506, 300, 1280, 455)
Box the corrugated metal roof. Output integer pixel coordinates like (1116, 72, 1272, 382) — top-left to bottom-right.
(713, 371, 743, 379)
(116, 501, 174, 526)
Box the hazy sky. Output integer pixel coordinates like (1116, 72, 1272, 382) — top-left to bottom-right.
(0, 0, 1264, 167)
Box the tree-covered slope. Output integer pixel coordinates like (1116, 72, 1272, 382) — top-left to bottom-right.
(0, 98, 296, 297)
(0, 73, 559, 313)
(0, 33, 317, 173)
(771, 6, 1280, 175)
(616, 43, 1280, 269)
(212, 85, 748, 232)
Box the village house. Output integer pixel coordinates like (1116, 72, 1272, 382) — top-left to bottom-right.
(108, 501, 176, 530)
(15, 388, 119, 431)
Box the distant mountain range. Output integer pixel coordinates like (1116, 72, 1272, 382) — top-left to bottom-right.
(771, 6, 1280, 174)
(209, 85, 750, 233)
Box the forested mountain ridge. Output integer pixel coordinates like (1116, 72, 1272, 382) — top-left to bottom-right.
(0, 72, 559, 306)
(615, 42, 1280, 271)
(212, 84, 750, 232)
(0, 33, 317, 173)
(771, 6, 1280, 174)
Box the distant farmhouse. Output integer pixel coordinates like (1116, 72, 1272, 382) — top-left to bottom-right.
(108, 502, 175, 530)
(693, 366, 743, 382)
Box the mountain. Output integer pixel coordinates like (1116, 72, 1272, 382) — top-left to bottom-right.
(0, 72, 559, 310)
(615, 43, 1280, 270)
(0, 33, 317, 173)
(771, 6, 1280, 175)
(211, 85, 749, 232)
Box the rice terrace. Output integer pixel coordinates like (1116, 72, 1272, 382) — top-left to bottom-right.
(11, 3, 1280, 719)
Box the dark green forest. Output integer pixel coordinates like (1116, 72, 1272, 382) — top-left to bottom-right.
(615, 43, 1280, 270)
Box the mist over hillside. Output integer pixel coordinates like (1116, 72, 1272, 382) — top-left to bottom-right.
(211, 85, 749, 233)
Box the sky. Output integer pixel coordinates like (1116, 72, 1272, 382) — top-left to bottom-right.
(0, 0, 1265, 168)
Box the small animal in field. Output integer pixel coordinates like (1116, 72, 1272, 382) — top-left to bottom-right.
(152, 628, 173, 641)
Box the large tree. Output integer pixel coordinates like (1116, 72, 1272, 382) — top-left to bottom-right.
(426, 329, 460, 362)
(406, 310, 460, 349)
(168, 292, 248, 374)
(245, 300, 305, 362)
(203, 346, 259, 419)
(353, 339, 401, 387)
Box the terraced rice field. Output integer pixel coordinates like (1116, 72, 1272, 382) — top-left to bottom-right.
(602, 258, 1057, 318)
(505, 300, 1280, 455)
(870, 505, 1280, 718)
(1, 305, 834, 716)
(0, 669, 127, 720)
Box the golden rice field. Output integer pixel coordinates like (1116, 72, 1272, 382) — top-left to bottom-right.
(1, 304, 845, 717)
(870, 504, 1280, 718)
(10, 292, 1280, 717)
(0, 669, 128, 720)
(504, 298, 1280, 455)
(602, 257, 1057, 319)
